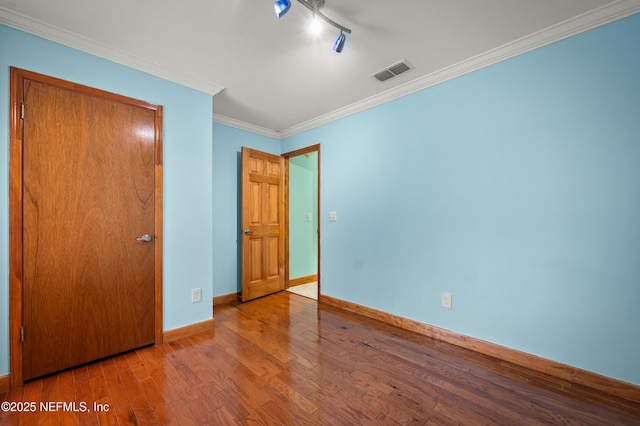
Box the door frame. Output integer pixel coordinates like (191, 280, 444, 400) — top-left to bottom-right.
(282, 144, 321, 297)
(8, 67, 164, 388)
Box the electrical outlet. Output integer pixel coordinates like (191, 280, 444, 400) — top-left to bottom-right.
(441, 292, 452, 309)
(192, 288, 202, 303)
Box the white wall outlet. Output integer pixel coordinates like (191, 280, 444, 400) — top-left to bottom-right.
(192, 288, 202, 303)
(307, 212, 312, 222)
(441, 292, 452, 309)
(329, 211, 337, 222)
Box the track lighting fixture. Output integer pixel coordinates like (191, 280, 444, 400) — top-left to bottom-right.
(274, 0, 291, 18)
(333, 31, 346, 53)
(273, 0, 352, 53)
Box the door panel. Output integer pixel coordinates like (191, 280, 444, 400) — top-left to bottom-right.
(241, 148, 285, 301)
(19, 72, 160, 379)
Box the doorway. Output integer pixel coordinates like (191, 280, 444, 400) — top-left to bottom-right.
(9, 68, 163, 385)
(239, 145, 320, 302)
(283, 145, 320, 300)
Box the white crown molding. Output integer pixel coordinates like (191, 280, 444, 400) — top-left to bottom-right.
(213, 114, 283, 140)
(0, 6, 225, 96)
(279, 0, 640, 139)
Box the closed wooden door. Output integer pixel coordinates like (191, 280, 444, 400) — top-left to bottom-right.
(241, 147, 285, 301)
(15, 69, 161, 380)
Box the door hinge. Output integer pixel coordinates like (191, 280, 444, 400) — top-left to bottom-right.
(20, 102, 25, 120)
(20, 325, 24, 343)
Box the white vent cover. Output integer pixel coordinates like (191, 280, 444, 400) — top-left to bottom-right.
(372, 60, 413, 82)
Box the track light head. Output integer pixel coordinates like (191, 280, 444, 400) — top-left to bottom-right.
(274, 0, 291, 18)
(333, 32, 346, 53)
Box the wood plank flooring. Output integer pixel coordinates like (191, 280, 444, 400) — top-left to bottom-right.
(2, 291, 639, 425)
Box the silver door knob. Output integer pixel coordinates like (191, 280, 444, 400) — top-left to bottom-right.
(244, 229, 253, 235)
(136, 234, 153, 242)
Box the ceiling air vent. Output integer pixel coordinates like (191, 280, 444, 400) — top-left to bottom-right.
(372, 60, 413, 82)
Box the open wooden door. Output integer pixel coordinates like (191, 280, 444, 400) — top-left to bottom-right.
(241, 147, 285, 301)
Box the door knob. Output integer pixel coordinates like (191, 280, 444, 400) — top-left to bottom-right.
(136, 234, 153, 242)
(244, 229, 253, 235)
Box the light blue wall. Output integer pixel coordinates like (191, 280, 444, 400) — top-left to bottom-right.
(0, 25, 214, 376)
(289, 153, 318, 279)
(2, 12, 639, 388)
(211, 123, 280, 298)
(282, 14, 640, 386)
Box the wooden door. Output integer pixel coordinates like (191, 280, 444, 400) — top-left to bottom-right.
(241, 148, 285, 301)
(12, 68, 162, 380)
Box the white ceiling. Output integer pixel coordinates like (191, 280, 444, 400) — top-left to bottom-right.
(1, 0, 639, 138)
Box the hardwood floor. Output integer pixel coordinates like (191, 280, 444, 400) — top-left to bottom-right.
(2, 292, 639, 425)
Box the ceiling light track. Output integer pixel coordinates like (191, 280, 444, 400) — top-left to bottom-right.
(274, 0, 352, 52)
(295, 0, 352, 35)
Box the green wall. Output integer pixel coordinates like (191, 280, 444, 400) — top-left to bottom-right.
(289, 152, 318, 279)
